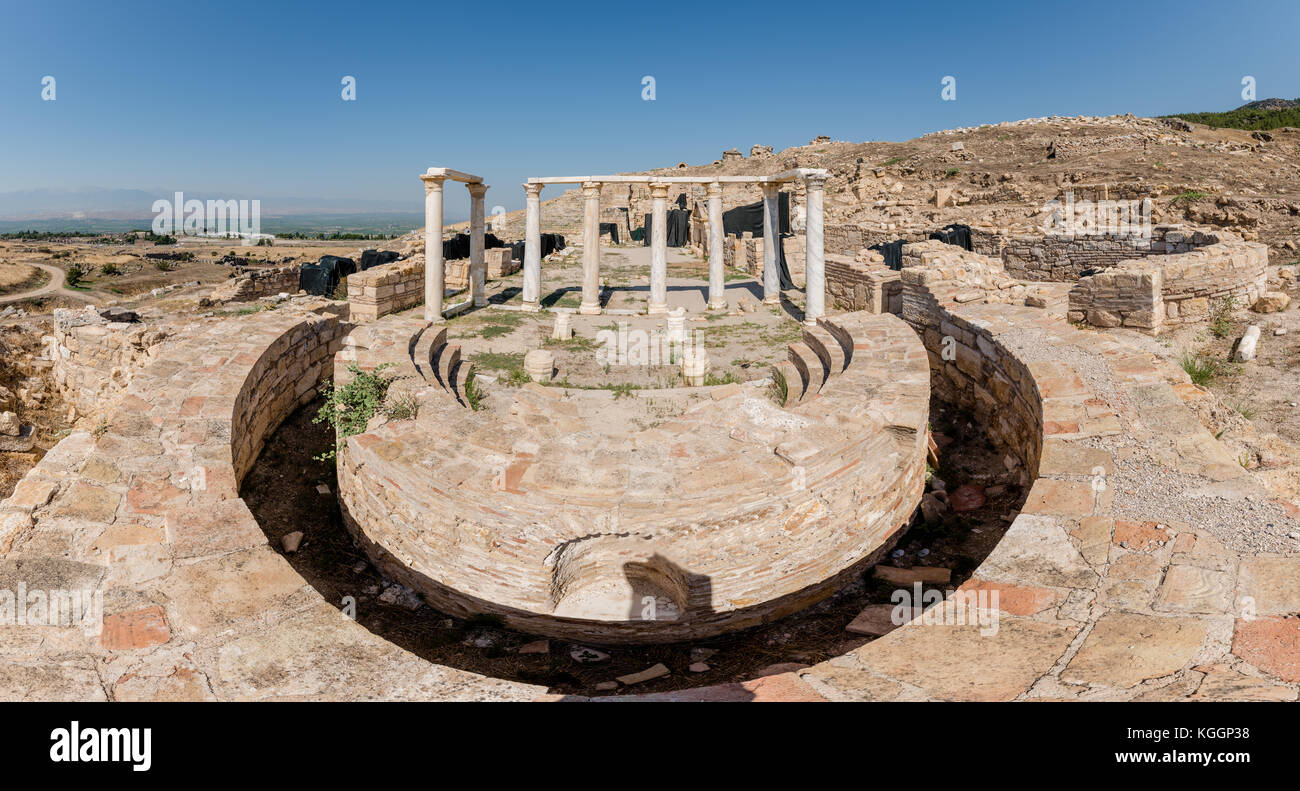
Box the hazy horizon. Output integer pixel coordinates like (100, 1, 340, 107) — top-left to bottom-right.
(3, 0, 1298, 224)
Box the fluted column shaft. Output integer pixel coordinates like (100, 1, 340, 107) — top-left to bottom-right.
(761, 182, 781, 304)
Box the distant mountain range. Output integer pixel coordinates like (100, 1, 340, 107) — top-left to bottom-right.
(1164, 98, 1300, 130)
(0, 188, 423, 221)
(0, 188, 451, 235)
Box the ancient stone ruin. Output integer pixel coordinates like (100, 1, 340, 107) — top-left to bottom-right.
(2, 144, 1298, 704)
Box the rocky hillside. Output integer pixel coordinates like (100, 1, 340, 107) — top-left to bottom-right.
(446, 113, 1300, 263)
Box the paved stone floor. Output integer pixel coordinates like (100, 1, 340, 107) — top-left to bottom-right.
(1, 286, 1297, 701)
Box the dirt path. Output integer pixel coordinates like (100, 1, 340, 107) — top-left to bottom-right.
(0, 262, 92, 305)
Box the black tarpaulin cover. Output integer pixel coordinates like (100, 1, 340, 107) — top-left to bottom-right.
(442, 233, 471, 261)
(722, 192, 790, 237)
(359, 249, 401, 270)
(299, 254, 355, 296)
(870, 239, 906, 271)
(929, 224, 972, 251)
(508, 233, 566, 263)
(641, 209, 691, 247)
(598, 222, 620, 245)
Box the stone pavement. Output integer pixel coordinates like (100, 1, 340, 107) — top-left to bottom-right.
(1, 289, 1297, 700)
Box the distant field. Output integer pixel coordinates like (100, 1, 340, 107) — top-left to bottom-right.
(1165, 103, 1300, 131)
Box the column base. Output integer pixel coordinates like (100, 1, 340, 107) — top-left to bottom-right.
(803, 317, 821, 327)
(579, 302, 603, 316)
(763, 295, 780, 305)
(520, 301, 541, 313)
(647, 302, 669, 315)
(707, 298, 728, 310)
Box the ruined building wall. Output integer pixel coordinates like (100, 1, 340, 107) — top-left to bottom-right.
(347, 257, 425, 322)
(975, 225, 1226, 281)
(50, 308, 174, 419)
(207, 264, 302, 303)
(1067, 240, 1269, 334)
(825, 253, 901, 314)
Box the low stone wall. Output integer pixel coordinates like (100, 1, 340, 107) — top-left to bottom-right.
(348, 257, 425, 322)
(50, 308, 173, 419)
(1066, 240, 1269, 333)
(208, 264, 301, 303)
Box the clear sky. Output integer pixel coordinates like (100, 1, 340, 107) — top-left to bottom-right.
(2, 0, 1298, 219)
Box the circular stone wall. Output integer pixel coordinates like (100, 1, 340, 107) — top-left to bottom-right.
(336, 311, 931, 643)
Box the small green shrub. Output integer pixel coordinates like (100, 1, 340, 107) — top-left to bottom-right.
(1170, 190, 1208, 207)
(313, 363, 392, 460)
(1229, 398, 1258, 421)
(64, 262, 88, 287)
(1209, 295, 1237, 338)
(769, 364, 788, 405)
(384, 392, 419, 421)
(1179, 352, 1221, 386)
(463, 366, 484, 411)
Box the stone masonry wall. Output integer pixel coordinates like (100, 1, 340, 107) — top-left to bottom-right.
(347, 257, 425, 322)
(50, 308, 173, 419)
(1066, 240, 1269, 334)
(900, 273, 1043, 475)
(231, 310, 345, 481)
(348, 250, 516, 322)
(977, 225, 1225, 281)
(207, 264, 302, 303)
(825, 253, 901, 314)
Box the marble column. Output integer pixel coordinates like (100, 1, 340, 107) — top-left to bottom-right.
(468, 182, 488, 308)
(760, 182, 781, 304)
(648, 181, 669, 315)
(580, 181, 602, 315)
(421, 173, 446, 322)
(522, 183, 543, 311)
(803, 175, 826, 325)
(706, 181, 725, 310)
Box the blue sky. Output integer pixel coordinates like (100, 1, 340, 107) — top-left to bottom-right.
(1, 0, 1297, 219)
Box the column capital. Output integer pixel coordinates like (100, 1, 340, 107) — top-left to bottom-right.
(581, 181, 602, 196)
(706, 181, 723, 198)
(649, 181, 670, 199)
(804, 174, 828, 190)
(523, 182, 544, 196)
(759, 181, 781, 196)
(467, 182, 488, 198)
(421, 174, 446, 193)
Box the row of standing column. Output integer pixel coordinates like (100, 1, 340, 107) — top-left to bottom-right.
(421, 173, 488, 323)
(517, 177, 824, 325)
